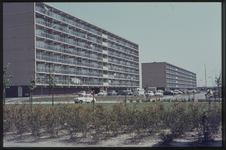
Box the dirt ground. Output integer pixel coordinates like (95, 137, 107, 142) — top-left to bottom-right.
(3, 127, 222, 147)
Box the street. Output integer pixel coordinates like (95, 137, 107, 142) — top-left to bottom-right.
(4, 92, 212, 105)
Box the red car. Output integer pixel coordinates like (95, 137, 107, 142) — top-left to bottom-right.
(87, 91, 94, 95)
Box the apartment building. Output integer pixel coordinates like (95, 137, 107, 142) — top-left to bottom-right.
(142, 62, 196, 91)
(3, 2, 139, 97)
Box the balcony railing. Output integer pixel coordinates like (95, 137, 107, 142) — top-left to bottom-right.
(35, 8, 139, 53)
(36, 43, 103, 61)
(36, 29, 103, 53)
(36, 67, 103, 77)
(36, 76, 139, 87)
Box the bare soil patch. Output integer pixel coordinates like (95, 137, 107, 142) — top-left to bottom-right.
(4, 127, 222, 147)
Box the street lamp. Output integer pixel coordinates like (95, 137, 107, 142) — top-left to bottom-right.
(208, 77, 213, 87)
(199, 79, 202, 87)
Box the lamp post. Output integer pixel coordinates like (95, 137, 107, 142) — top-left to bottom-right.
(199, 79, 202, 87)
(208, 76, 213, 87)
(204, 64, 207, 102)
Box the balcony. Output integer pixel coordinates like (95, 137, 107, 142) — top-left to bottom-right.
(35, 8, 139, 54)
(36, 44, 103, 63)
(103, 58, 108, 62)
(103, 74, 108, 78)
(102, 50, 108, 54)
(103, 66, 108, 70)
(36, 67, 103, 77)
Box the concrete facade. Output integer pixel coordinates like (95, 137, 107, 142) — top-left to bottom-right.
(142, 62, 196, 91)
(3, 2, 140, 97)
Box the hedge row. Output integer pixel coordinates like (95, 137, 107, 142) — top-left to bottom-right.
(3, 102, 221, 143)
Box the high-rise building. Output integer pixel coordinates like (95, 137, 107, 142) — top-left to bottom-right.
(3, 2, 140, 97)
(142, 62, 196, 91)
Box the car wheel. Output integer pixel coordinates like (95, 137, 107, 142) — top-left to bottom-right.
(79, 100, 83, 104)
(91, 100, 94, 103)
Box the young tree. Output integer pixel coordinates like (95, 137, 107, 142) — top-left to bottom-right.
(215, 73, 222, 99)
(3, 63, 13, 105)
(28, 76, 38, 110)
(48, 70, 57, 107)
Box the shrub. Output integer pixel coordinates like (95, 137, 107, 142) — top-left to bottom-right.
(3, 101, 222, 145)
(142, 99, 150, 103)
(3, 104, 19, 132)
(14, 103, 30, 136)
(27, 104, 45, 137)
(44, 106, 59, 138)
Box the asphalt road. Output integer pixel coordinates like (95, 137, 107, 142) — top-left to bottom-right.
(4, 92, 211, 105)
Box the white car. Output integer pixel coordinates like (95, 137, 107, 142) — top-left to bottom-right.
(97, 90, 107, 96)
(74, 94, 96, 103)
(154, 92, 163, 96)
(157, 90, 164, 93)
(145, 91, 154, 96)
(192, 90, 197, 93)
(173, 90, 182, 95)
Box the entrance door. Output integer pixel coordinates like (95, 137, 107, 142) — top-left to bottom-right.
(18, 86, 22, 97)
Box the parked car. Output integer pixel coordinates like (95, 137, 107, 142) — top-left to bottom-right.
(179, 90, 185, 94)
(133, 88, 145, 96)
(78, 91, 86, 95)
(164, 90, 174, 95)
(125, 90, 133, 95)
(205, 90, 213, 98)
(154, 92, 163, 96)
(74, 94, 96, 103)
(86, 91, 94, 95)
(157, 90, 164, 93)
(107, 90, 117, 96)
(145, 91, 154, 96)
(173, 90, 182, 95)
(117, 90, 126, 95)
(97, 90, 107, 96)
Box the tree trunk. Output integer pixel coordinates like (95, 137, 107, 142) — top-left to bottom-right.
(125, 94, 126, 107)
(52, 88, 54, 107)
(31, 90, 33, 110)
(93, 92, 94, 112)
(30, 90, 32, 110)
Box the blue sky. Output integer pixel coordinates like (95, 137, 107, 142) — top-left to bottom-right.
(47, 2, 221, 87)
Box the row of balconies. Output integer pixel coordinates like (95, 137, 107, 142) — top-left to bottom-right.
(108, 67, 138, 74)
(107, 51, 138, 63)
(167, 75, 196, 82)
(166, 67, 196, 78)
(35, 19, 138, 56)
(107, 59, 137, 68)
(35, 18, 139, 57)
(35, 5, 138, 51)
(36, 54, 102, 68)
(36, 43, 102, 60)
(167, 84, 196, 88)
(37, 78, 138, 86)
(167, 81, 196, 85)
(166, 71, 196, 81)
(37, 67, 103, 77)
(36, 54, 139, 75)
(36, 66, 139, 81)
(36, 30, 139, 63)
(167, 77, 196, 84)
